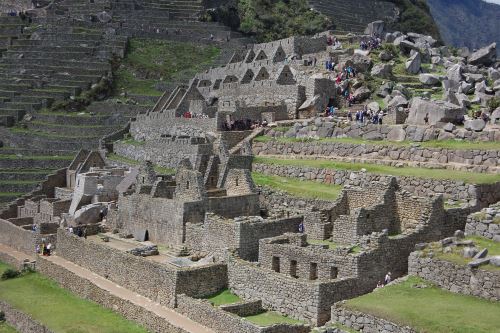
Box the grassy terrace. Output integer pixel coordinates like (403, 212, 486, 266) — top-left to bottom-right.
(0, 154, 74, 161)
(9, 127, 100, 140)
(254, 136, 500, 151)
(114, 38, 221, 96)
(0, 323, 17, 333)
(252, 173, 341, 201)
(244, 311, 303, 326)
(254, 157, 500, 184)
(0, 169, 55, 174)
(204, 289, 241, 306)
(345, 276, 500, 333)
(0, 262, 148, 333)
(429, 236, 500, 272)
(107, 153, 174, 175)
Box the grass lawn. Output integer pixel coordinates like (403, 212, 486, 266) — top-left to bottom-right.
(106, 153, 174, 175)
(204, 289, 241, 306)
(0, 154, 74, 161)
(431, 236, 500, 272)
(345, 276, 500, 333)
(253, 156, 500, 184)
(9, 127, 99, 140)
(252, 172, 342, 201)
(254, 136, 500, 151)
(0, 323, 17, 333)
(308, 239, 339, 249)
(0, 169, 55, 174)
(114, 38, 220, 96)
(0, 192, 24, 197)
(244, 311, 303, 326)
(0, 262, 149, 333)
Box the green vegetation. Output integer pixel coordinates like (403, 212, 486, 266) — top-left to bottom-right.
(204, 289, 241, 306)
(0, 154, 74, 161)
(203, 0, 331, 42)
(0, 262, 148, 333)
(0, 169, 55, 174)
(119, 138, 145, 146)
(254, 135, 500, 151)
(244, 311, 303, 326)
(0, 180, 41, 186)
(386, 0, 441, 41)
(430, 236, 500, 272)
(253, 156, 500, 184)
(0, 192, 24, 197)
(308, 239, 339, 249)
(345, 276, 500, 333)
(106, 153, 174, 175)
(9, 127, 99, 140)
(0, 323, 18, 333)
(114, 38, 220, 96)
(252, 172, 341, 201)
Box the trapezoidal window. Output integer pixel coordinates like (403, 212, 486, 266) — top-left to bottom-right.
(330, 266, 338, 279)
(309, 262, 318, 280)
(272, 256, 280, 273)
(186, 181, 190, 190)
(290, 260, 298, 278)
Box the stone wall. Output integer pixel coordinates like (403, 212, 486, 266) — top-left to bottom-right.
(55, 229, 227, 307)
(253, 163, 500, 206)
(408, 252, 500, 301)
(227, 254, 358, 325)
(0, 301, 54, 333)
(465, 203, 500, 240)
(185, 214, 303, 261)
(0, 0, 32, 12)
(176, 295, 310, 333)
(36, 257, 188, 333)
(0, 219, 36, 254)
(331, 302, 416, 333)
(252, 140, 500, 172)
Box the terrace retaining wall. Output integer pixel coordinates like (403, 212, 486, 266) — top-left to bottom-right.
(408, 252, 500, 301)
(253, 163, 500, 207)
(0, 301, 54, 333)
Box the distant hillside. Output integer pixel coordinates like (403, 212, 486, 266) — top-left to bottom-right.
(426, 0, 500, 52)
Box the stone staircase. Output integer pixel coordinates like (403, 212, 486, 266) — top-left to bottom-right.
(309, 0, 396, 34)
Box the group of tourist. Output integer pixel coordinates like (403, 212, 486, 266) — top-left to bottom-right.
(376, 272, 392, 288)
(182, 111, 210, 119)
(68, 226, 88, 239)
(327, 35, 342, 50)
(221, 118, 268, 131)
(360, 36, 382, 51)
(348, 107, 384, 125)
(36, 242, 52, 256)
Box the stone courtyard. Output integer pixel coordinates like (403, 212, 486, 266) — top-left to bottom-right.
(0, 0, 499, 332)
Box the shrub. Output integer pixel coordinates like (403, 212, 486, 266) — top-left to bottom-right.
(1, 269, 21, 280)
(487, 97, 500, 111)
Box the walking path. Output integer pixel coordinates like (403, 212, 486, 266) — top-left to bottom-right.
(0, 243, 215, 333)
(0, 243, 34, 263)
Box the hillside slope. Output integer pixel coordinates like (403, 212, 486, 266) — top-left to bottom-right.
(426, 0, 500, 52)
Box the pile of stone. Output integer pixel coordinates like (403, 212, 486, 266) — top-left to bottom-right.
(126, 245, 159, 257)
(465, 202, 500, 241)
(419, 230, 500, 269)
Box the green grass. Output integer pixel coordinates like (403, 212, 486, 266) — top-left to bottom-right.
(431, 236, 500, 272)
(252, 172, 341, 201)
(9, 127, 99, 140)
(0, 262, 148, 333)
(0, 180, 40, 185)
(119, 138, 145, 146)
(29, 121, 108, 129)
(204, 289, 241, 306)
(107, 153, 174, 175)
(243, 311, 303, 326)
(0, 154, 74, 161)
(254, 136, 500, 151)
(308, 239, 339, 249)
(253, 156, 500, 184)
(0, 192, 24, 197)
(114, 38, 220, 96)
(0, 323, 18, 333)
(344, 276, 500, 333)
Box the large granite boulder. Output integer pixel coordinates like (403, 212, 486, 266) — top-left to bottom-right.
(419, 74, 440, 86)
(387, 126, 406, 141)
(468, 42, 496, 67)
(365, 20, 385, 36)
(464, 119, 486, 132)
(406, 97, 465, 125)
(406, 52, 421, 74)
(353, 86, 371, 102)
(446, 63, 463, 91)
(351, 53, 372, 73)
(387, 95, 409, 108)
(371, 63, 393, 79)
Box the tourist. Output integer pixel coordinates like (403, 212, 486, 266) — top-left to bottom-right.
(83, 226, 88, 239)
(35, 244, 40, 254)
(46, 243, 52, 256)
(384, 272, 391, 285)
(298, 222, 305, 233)
(69, 226, 74, 234)
(347, 110, 353, 122)
(424, 113, 429, 125)
(378, 111, 384, 125)
(376, 281, 383, 288)
(41, 243, 46, 256)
